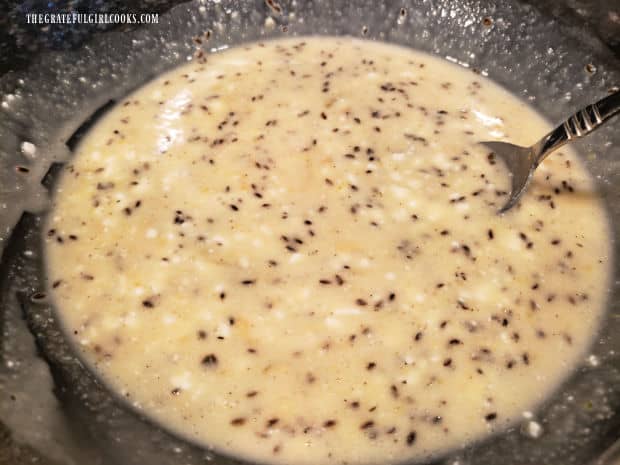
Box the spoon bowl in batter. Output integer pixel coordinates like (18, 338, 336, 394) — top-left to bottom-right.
(482, 89, 620, 213)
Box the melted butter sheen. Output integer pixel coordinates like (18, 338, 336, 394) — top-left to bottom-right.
(46, 38, 610, 465)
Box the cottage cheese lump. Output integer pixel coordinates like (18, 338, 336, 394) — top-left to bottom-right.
(46, 37, 610, 465)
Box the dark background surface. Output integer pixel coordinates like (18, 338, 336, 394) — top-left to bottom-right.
(0, 0, 618, 464)
(0, 0, 619, 78)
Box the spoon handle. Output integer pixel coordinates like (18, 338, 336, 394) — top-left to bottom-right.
(535, 89, 620, 163)
(564, 89, 620, 138)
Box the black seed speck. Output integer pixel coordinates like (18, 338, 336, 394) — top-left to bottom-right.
(361, 421, 375, 429)
(31, 292, 46, 301)
(201, 353, 218, 366)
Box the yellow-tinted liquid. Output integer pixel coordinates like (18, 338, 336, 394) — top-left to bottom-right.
(46, 37, 610, 465)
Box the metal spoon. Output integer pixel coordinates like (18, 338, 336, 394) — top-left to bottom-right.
(480, 89, 620, 213)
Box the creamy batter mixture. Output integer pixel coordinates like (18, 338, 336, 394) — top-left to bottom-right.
(45, 38, 610, 464)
